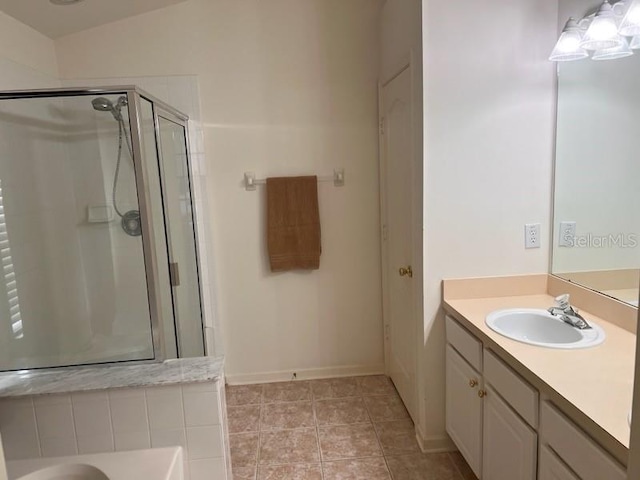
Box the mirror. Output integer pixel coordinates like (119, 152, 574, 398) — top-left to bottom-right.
(552, 0, 640, 307)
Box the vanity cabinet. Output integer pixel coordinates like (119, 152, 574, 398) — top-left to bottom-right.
(446, 345, 483, 476)
(446, 316, 537, 480)
(445, 315, 626, 480)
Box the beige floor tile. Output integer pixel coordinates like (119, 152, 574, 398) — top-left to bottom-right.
(323, 458, 391, 480)
(257, 464, 323, 480)
(374, 419, 421, 455)
(315, 397, 370, 426)
(310, 378, 360, 399)
(318, 424, 382, 461)
(448, 451, 478, 480)
(386, 453, 461, 480)
(232, 465, 257, 479)
(230, 432, 259, 468)
(364, 395, 410, 422)
(228, 405, 261, 433)
(263, 382, 312, 403)
(227, 385, 264, 406)
(261, 401, 315, 430)
(259, 429, 320, 465)
(358, 376, 397, 396)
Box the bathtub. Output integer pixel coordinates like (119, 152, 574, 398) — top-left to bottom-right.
(6, 447, 183, 480)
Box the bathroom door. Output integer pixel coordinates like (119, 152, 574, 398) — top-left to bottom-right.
(155, 110, 205, 358)
(380, 66, 417, 420)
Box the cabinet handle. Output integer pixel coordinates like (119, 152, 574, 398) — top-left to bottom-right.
(478, 390, 487, 398)
(469, 379, 478, 388)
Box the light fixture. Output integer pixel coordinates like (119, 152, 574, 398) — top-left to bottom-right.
(549, 18, 590, 61)
(593, 36, 634, 59)
(581, 1, 624, 50)
(49, 0, 84, 5)
(630, 34, 640, 48)
(619, 0, 640, 36)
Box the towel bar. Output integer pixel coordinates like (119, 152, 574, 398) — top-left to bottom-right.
(244, 169, 345, 191)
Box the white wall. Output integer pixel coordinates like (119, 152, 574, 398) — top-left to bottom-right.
(420, 0, 557, 447)
(55, 0, 386, 381)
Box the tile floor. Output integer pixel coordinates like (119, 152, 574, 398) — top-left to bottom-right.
(226, 375, 477, 480)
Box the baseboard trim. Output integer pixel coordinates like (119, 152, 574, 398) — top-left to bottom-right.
(225, 364, 386, 385)
(415, 426, 457, 453)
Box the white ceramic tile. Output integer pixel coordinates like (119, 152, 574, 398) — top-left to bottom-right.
(71, 391, 108, 403)
(33, 394, 71, 407)
(186, 426, 223, 460)
(183, 390, 219, 427)
(0, 399, 35, 430)
(146, 386, 184, 430)
(77, 435, 114, 454)
(40, 436, 77, 457)
(1, 423, 40, 460)
(35, 403, 75, 439)
(109, 395, 149, 433)
(189, 458, 226, 480)
(108, 388, 146, 399)
(72, 397, 111, 438)
(150, 428, 187, 449)
(114, 431, 150, 452)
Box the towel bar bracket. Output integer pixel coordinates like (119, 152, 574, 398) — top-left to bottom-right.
(243, 169, 345, 191)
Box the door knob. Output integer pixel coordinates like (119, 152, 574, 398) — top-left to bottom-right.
(399, 266, 413, 278)
(469, 379, 478, 388)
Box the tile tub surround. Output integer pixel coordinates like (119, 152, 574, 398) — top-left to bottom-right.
(442, 276, 636, 466)
(0, 357, 224, 397)
(226, 376, 475, 480)
(0, 378, 231, 480)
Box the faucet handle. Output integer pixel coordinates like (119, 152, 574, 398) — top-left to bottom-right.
(555, 294, 571, 310)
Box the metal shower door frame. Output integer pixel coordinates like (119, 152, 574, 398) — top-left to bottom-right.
(0, 85, 193, 366)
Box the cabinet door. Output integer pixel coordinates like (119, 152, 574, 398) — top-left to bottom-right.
(538, 446, 579, 480)
(446, 345, 482, 477)
(482, 386, 537, 480)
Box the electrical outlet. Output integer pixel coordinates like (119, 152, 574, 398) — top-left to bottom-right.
(525, 223, 541, 249)
(558, 221, 576, 247)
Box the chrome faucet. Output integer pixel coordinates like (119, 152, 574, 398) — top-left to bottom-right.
(548, 294, 592, 330)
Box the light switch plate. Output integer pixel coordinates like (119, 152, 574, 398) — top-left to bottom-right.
(525, 223, 541, 249)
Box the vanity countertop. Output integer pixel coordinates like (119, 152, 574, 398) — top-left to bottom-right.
(0, 356, 224, 398)
(443, 286, 635, 465)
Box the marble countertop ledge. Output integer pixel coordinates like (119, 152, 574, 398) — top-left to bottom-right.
(0, 356, 224, 397)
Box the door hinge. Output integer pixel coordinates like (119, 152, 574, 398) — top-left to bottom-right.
(169, 262, 180, 287)
(379, 117, 385, 136)
(382, 224, 388, 242)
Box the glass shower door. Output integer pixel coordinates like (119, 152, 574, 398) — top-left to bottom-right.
(155, 111, 205, 357)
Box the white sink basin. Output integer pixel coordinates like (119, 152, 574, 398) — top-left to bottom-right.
(486, 308, 605, 349)
(16, 465, 108, 480)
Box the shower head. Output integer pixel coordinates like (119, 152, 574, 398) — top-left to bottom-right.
(91, 96, 126, 121)
(91, 97, 114, 112)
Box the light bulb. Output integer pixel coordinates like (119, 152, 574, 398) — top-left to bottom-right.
(550, 18, 590, 61)
(581, 1, 624, 50)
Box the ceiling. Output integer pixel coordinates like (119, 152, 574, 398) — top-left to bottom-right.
(0, 0, 189, 39)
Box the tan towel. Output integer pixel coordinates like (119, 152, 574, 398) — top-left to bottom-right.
(267, 176, 321, 272)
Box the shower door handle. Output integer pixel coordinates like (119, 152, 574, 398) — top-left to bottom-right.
(169, 262, 181, 287)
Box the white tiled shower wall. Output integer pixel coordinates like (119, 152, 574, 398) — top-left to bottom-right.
(0, 379, 231, 480)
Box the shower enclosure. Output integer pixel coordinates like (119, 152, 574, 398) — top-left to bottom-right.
(0, 86, 205, 371)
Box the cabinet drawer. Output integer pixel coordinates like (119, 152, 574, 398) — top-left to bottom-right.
(446, 315, 482, 371)
(539, 445, 579, 480)
(540, 401, 625, 480)
(484, 349, 538, 428)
